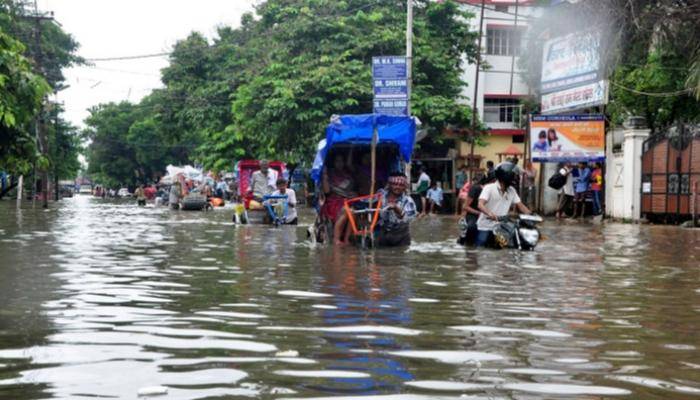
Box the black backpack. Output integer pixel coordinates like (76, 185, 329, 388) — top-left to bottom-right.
(548, 172, 566, 190)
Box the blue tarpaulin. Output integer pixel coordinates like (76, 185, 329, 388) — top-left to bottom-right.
(311, 114, 416, 183)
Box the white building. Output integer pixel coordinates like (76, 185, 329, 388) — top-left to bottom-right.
(455, 0, 541, 168)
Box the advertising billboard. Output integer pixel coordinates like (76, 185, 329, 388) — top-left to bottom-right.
(541, 80, 608, 114)
(541, 31, 600, 94)
(530, 115, 605, 162)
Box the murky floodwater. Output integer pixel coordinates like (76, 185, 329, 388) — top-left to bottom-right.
(0, 196, 699, 400)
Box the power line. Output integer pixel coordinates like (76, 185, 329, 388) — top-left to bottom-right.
(80, 0, 390, 63)
(84, 52, 170, 62)
(610, 80, 693, 97)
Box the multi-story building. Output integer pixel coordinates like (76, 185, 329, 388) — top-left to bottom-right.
(455, 0, 540, 171)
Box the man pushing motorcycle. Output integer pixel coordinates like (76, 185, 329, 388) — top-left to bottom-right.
(475, 162, 533, 247)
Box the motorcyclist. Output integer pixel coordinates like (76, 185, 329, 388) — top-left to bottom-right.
(475, 162, 532, 247)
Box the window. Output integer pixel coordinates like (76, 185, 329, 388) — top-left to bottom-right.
(494, 5, 509, 13)
(484, 98, 520, 123)
(486, 27, 522, 56)
(512, 135, 524, 144)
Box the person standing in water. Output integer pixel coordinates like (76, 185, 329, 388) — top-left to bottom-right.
(135, 184, 147, 206)
(415, 166, 431, 216)
(376, 173, 417, 246)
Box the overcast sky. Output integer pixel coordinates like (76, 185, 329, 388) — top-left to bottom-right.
(38, 0, 258, 128)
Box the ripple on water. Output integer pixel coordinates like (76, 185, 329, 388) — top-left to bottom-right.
(280, 395, 480, 400)
(47, 332, 277, 352)
(387, 350, 504, 363)
(605, 375, 700, 395)
(194, 310, 267, 319)
(277, 290, 332, 298)
(501, 368, 566, 375)
(405, 381, 493, 391)
(450, 325, 571, 338)
(258, 325, 422, 336)
(159, 356, 317, 366)
(112, 325, 254, 339)
(274, 370, 370, 378)
(502, 382, 631, 396)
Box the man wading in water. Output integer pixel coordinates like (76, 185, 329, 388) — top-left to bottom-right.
(376, 173, 417, 246)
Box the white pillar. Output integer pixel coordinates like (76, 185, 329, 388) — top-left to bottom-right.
(622, 127, 649, 220)
(541, 162, 560, 215)
(16, 175, 23, 207)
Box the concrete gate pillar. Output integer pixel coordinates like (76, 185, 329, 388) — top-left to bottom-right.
(620, 117, 650, 221)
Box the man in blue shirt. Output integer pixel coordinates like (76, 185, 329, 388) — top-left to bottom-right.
(572, 161, 591, 219)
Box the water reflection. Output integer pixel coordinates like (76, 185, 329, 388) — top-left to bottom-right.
(0, 196, 698, 399)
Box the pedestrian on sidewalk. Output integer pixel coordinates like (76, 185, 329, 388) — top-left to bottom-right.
(590, 162, 603, 215)
(572, 161, 591, 219)
(556, 163, 573, 219)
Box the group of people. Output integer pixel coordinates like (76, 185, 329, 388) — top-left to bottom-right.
(454, 158, 537, 216)
(166, 175, 238, 210)
(555, 161, 604, 219)
(415, 167, 444, 216)
(247, 160, 298, 225)
(458, 162, 533, 247)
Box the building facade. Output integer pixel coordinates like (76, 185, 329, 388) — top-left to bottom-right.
(455, 0, 539, 170)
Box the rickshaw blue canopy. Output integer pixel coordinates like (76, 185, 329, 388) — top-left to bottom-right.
(311, 114, 417, 183)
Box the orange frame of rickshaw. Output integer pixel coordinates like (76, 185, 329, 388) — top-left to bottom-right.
(343, 192, 383, 237)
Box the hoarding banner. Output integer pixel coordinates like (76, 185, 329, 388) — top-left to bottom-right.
(372, 56, 409, 115)
(541, 80, 608, 114)
(541, 31, 600, 94)
(530, 114, 605, 162)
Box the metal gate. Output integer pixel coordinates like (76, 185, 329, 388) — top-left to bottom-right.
(641, 125, 700, 223)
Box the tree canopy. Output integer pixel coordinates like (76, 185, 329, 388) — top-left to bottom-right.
(0, 0, 82, 192)
(84, 0, 478, 184)
(0, 28, 50, 175)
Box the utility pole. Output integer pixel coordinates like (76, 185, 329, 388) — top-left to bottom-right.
(53, 101, 61, 201)
(22, 0, 54, 208)
(509, 0, 520, 95)
(470, 0, 486, 178)
(405, 0, 414, 187)
(406, 0, 413, 115)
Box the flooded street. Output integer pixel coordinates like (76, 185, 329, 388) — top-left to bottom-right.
(1, 196, 699, 400)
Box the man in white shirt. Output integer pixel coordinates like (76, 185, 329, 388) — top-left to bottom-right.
(249, 160, 278, 202)
(415, 167, 431, 216)
(269, 178, 297, 224)
(476, 163, 531, 247)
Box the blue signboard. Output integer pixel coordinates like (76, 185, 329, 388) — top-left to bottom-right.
(373, 99, 408, 116)
(372, 56, 408, 115)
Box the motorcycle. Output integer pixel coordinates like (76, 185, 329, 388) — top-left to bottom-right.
(459, 214, 543, 250)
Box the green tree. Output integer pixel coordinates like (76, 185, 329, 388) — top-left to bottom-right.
(0, 0, 82, 198)
(0, 28, 50, 176)
(85, 0, 478, 179)
(47, 103, 81, 180)
(84, 102, 142, 188)
(217, 0, 477, 163)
